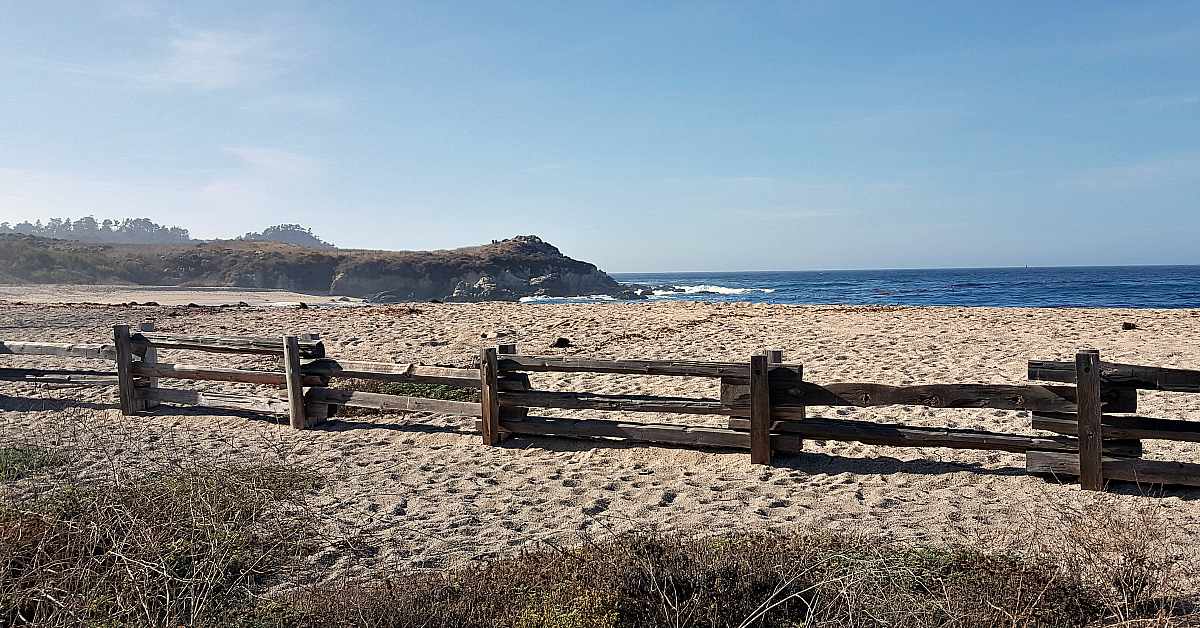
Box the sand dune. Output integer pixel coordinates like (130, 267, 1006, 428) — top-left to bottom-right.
(3, 287, 1199, 586)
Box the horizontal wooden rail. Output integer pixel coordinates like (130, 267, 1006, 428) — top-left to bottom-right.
(497, 355, 799, 378)
(0, 340, 144, 360)
(305, 388, 482, 416)
(1029, 360, 1200, 393)
(480, 416, 803, 451)
(499, 390, 733, 415)
(1027, 451, 1200, 487)
(1032, 412, 1200, 443)
(727, 417, 1141, 457)
(136, 387, 289, 415)
(756, 382, 1135, 413)
(496, 385, 1132, 418)
(130, 333, 324, 358)
(299, 359, 525, 389)
(0, 367, 118, 386)
(131, 361, 325, 387)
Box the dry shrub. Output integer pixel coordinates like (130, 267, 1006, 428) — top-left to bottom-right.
(991, 492, 1199, 623)
(280, 531, 1108, 628)
(0, 464, 322, 627)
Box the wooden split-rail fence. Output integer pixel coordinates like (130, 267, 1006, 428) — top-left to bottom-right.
(3, 326, 1200, 490)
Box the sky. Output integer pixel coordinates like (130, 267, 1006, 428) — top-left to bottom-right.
(1, 1, 1198, 272)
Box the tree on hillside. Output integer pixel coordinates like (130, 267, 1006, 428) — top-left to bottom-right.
(237, 224, 335, 248)
(0, 217, 193, 244)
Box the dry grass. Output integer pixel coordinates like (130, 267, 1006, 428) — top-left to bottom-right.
(274, 528, 1141, 628)
(1, 442, 1195, 627)
(0, 462, 322, 626)
(982, 491, 1200, 624)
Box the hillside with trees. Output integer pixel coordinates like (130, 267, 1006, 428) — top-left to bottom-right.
(0, 217, 192, 244)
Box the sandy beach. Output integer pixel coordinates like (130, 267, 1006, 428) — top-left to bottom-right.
(3, 285, 1200, 587)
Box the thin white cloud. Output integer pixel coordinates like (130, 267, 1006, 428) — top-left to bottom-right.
(198, 147, 327, 210)
(153, 27, 293, 90)
(196, 147, 328, 220)
(12, 18, 315, 93)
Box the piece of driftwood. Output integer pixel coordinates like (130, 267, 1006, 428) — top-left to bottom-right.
(305, 388, 482, 416)
(1029, 359, 1200, 393)
(497, 355, 799, 378)
(726, 417, 1142, 457)
(476, 416, 803, 452)
(131, 362, 325, 386)
(1033, 412, 1200, 443)
(1027, 451, 1200, 487)
(131, 333, 324, 358)
(136, 387, 289, 414)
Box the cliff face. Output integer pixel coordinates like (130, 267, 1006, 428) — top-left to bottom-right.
(0, 234, 629, 302)
(329, 236, 623, 302)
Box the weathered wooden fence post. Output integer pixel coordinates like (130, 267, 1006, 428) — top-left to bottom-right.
(480, 347, 501, 445)
(137, 322, 159, 411)
(299, 333, 330, 427)
(766, 349, 804, 421)
(114, 324, 135, 415)
(749, 353, 771, 465)
(497, 344, 527, 432)
(1076, 349, 1103, 490)
(283, 335, 307, 429)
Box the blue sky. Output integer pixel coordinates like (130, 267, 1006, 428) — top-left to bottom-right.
(1, 1, 1198, 272)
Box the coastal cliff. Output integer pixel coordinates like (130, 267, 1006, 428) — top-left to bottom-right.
(331, 236, 622, 302)
(0, 234, 631, 302)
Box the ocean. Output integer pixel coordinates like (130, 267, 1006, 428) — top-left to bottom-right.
(519, 266, 1200, 308)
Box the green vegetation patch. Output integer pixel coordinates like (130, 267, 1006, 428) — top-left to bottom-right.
(0, 445, 68, 480)
(332, 378, 479, 417)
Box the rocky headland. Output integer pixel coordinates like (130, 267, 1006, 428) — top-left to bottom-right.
(0, 234, 649, 302)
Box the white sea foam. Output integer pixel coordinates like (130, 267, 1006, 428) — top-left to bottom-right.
(519, 294, 619, 303)
(653, 284, 775, 295)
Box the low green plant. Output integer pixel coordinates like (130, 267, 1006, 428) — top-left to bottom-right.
(0, 445, 68, 480)
(331, 378, 479, 417)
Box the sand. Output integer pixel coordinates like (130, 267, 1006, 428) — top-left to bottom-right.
(3, 285, 1200, 586)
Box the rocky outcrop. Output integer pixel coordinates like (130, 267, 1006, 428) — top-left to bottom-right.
(329, 235, 629, 302)
(0, 233, 633, 302)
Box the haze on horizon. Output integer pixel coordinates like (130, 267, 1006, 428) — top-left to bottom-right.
(1, 1, 1198, 273)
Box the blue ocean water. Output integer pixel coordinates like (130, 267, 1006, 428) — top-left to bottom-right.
(554, 266, 1200, 308)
